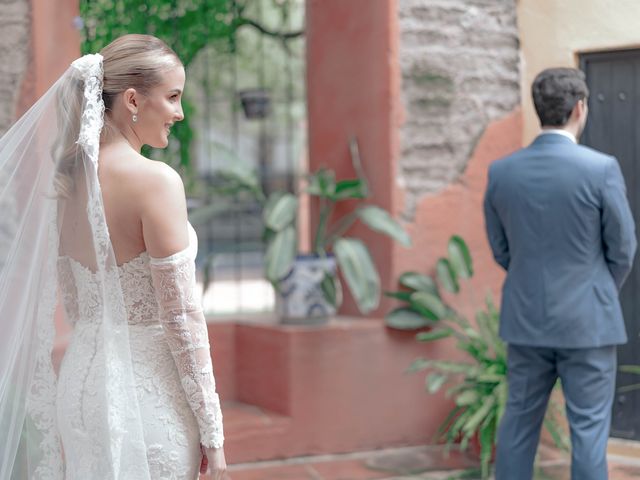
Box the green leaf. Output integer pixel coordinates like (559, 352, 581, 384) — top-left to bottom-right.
(320, 271, 342, 309)
(479, 419, 496, 479)
(264, 226, 296, 283)
(619, 365, 640, 375)
(437, 258, 459, 293)
(306, 168, 336, 198)
(398, 272, 439, 294)
(455, 389, 479, 407)
(416, 328, 454, 342)
(448, 235, 473, 279)
(476, 374, 504, 383)
(426, 373, 448, 393)
(385, 307, 434, 330)
(408, 358, 432, 373)
(264, 193, 298, 232)
(383, 290, 413, 302)
(356, 206, 411, 247)
(332, 179, 367, 200)
(463, 395, 496, 435)
(333, 238, 380, 313)
(428, 361, 478, 375)
(410, 291, 448, 321)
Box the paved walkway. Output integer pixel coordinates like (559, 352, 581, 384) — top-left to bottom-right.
(221, 443, 640, 480)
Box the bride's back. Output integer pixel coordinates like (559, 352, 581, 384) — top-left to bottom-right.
(98, 143, 156, 265)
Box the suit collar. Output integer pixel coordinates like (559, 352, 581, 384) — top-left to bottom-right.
(530, 132, 578, 147)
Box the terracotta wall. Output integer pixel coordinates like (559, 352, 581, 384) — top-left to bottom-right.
(306, 0, 403, 317)
(306, 0, 520, 318)
(16, 0, 80, 116)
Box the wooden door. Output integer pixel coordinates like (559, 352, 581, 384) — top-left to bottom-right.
(581, 49, 640, 440)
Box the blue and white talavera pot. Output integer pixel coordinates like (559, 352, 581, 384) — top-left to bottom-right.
(277, 254, 337, 323)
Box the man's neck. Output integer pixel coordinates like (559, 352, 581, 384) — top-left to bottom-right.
(540, 127, 577, 143)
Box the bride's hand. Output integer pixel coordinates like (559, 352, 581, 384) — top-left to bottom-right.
(200, 445, 227, 479)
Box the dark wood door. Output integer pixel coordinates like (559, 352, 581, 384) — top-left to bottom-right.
(581, 49, 640, 440)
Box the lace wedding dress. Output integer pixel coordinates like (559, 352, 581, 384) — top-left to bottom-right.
(56, 224, 224, 479)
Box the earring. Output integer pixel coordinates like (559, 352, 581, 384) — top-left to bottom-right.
(132, 114, 138, 123)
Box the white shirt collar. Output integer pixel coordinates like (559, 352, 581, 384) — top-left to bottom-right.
(538, 129, 577, 143)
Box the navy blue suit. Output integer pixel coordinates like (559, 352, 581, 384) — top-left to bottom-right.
(484, 132, 636, 479)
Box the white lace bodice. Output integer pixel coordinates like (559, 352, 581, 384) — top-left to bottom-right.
(57, 225, 224, 458)
(58, 252, 159, 326)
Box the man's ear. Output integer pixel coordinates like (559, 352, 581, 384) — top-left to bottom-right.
(570, 98, 584, 123)
(122, 88, 139, 115)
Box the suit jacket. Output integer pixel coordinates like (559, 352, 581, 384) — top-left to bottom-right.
(484, 133, 637, 348)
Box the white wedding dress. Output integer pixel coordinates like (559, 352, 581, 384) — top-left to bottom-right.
(56, 224, 223, 479)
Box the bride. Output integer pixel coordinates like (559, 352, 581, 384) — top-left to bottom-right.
(0, 34, 226, 479)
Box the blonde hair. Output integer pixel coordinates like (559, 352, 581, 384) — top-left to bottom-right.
(53, 34, 182, 197)
(100, 34, 182, 140)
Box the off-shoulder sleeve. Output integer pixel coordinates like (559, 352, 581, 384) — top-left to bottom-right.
(149, 243, 224, 448)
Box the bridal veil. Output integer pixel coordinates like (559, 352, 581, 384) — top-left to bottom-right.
(0, 54, 152, 479)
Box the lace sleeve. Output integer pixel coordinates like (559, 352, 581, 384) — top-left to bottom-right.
(149, 249, 224, 449)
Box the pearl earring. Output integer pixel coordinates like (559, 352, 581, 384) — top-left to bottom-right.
(132, 114, 138, 123)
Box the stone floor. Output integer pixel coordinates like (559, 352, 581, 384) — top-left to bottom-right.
(219, 442, 640, 480)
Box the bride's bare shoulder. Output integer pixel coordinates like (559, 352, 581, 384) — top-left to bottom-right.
(130, 159, 186, 215)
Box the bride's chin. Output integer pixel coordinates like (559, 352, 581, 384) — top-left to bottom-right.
(149, 137, 169, 149)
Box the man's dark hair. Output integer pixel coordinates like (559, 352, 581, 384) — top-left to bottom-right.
(531, 68, 589, 127)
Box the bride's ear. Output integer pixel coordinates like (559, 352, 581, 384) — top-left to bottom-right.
(122, 88, 139, 115)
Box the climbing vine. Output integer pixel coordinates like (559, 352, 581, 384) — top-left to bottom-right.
(79, 0, 303, 172)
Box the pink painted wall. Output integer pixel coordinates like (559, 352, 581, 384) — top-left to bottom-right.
(306, 0, 403, 316)
(16, 0, 81, 117)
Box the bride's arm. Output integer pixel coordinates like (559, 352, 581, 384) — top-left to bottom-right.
(140, 162, 225, 451)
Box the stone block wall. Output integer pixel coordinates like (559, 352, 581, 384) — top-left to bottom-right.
(397, 0, 520, 217)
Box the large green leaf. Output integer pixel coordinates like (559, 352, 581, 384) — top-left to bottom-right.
(448, 235, 473, 279)
(333, 238, 380, 313)
(385, 307, 433, 330)
(399, 272, 438, 294)
(356, 206, 411, 247)
(263, 193, 298, 232)
(436, 258, 459, 293)
(410, 291, 448, 321)
(264, 226, 296, 283)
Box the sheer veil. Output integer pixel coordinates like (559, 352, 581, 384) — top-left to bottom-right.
(0, 54, 151, 479)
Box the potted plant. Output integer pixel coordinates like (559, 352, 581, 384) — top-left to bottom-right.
(263, 138, 411, 322)
(386, 236, 568, 479)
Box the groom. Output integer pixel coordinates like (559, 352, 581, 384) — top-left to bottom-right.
(484, 67, 637, 479)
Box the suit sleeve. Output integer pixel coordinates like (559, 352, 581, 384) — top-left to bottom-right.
(483, 165, 510, 270)
(601, 157, 637, 290)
